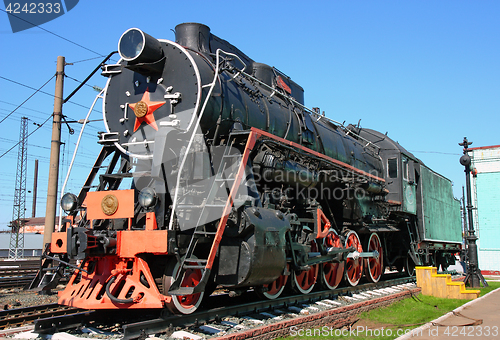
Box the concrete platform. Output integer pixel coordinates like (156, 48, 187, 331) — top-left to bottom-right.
(396, 286, 500, 339)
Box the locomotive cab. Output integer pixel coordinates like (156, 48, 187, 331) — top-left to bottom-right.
(353, 127, 462, 272)
(386, 152, 418, 214)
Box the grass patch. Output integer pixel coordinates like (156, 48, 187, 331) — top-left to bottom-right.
(280, 281, 500, 340)
(471, 279, 500, 295)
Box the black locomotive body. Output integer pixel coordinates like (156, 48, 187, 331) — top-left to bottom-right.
(39, 23, 462, 314)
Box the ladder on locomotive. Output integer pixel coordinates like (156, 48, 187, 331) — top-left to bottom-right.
(406, 220, 421, 265)
(168, 130, 255, 295)
(27, 146, 129, 291)
(74, 145, 136, 225)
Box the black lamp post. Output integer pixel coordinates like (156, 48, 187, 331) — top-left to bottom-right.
(459, 137, 488, 287)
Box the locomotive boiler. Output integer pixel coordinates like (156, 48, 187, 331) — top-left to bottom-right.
(32, 23, 462, 314)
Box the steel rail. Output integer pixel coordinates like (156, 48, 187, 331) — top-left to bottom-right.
(0, 260, 41, 289)
(0, 303, 82, 330)
(0, 267, 39, 276)
(0, 275, 36, 288)
(121, 276, 415, 339)
(30, 276, 415, 338)
(0, 259, 40, 266)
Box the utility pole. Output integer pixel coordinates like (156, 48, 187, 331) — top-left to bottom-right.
(44, 56, 65, 247)
(459, 137, 488, 287)
(9, 116, 28, 259)
(32, 159, 38, 218)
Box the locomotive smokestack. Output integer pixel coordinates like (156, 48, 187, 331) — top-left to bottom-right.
(175, 23, 211, 53)
(118, 28, 164, 64)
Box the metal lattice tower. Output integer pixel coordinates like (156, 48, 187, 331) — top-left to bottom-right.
(9, 117, 28, 259)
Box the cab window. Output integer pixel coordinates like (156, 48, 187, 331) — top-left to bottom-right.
(388, 158, 398, 178)
(402, 156, 409, 181)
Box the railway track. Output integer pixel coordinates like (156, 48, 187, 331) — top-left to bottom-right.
(0, 274, 36, 289)
(0, 258, 73, 289)
(0, 259, 40, 267)
(0, 303, 83, 330)
(0, 259, 39, 289)
(24, 275, 417, 340)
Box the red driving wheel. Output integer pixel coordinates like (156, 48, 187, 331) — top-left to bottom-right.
(364, 233, 383, 283)
(256, 264, 289, 299)
(321, 231, 344, 290)
(292, 242, 319, 294)
(344, 230, 363, 286)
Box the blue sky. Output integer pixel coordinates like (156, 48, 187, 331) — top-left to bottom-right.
(0, 1, 499, 231)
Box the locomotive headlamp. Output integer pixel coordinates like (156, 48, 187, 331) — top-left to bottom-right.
(118, 28, 164, 64)
(61, 193, 78, 213)
(138, 187, 157, 208)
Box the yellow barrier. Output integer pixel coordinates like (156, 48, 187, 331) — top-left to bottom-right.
(415, 267, 480, 300)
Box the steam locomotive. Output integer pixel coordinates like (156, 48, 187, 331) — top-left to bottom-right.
(35, 23, 462, 314)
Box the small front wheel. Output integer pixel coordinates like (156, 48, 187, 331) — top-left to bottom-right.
(162, 256, 205, 314)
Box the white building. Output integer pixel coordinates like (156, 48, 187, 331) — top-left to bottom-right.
(469, 145, 500, 275)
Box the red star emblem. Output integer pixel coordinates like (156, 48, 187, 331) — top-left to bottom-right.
(129, 88, 166, 132)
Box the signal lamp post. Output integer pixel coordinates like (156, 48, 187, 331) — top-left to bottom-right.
(459, 137, 487, 288)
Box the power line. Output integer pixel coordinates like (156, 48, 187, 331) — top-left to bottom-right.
(0, 108, 100, 141)
(0, 75, 103, 114)
(0, 114, 52, 159)
(0, 111, 53, 131)
(0, 108, 50, 121)
(409, 150, 461, 156)
(66, 74, 96, 89)
(0, 100, 55, 117)
(0, 75, 55, 125)
(0, 137, 51, 150)
(0, 8, 105, 57)
(1, 98, 102, 133)
(70, 56, 105, 64)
